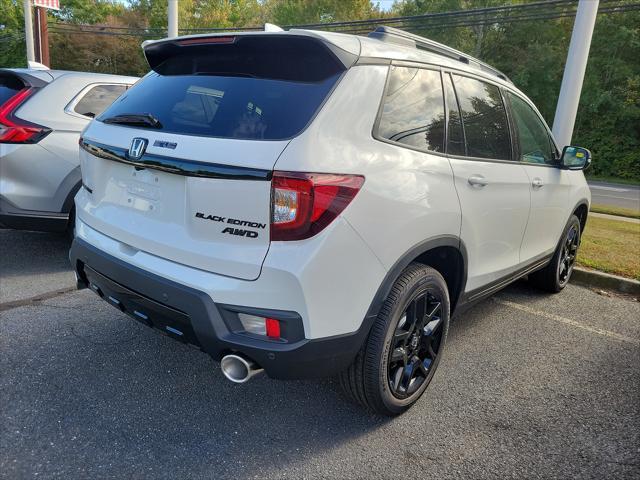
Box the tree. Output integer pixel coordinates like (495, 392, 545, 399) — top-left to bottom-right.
(0, 0, 27, 67)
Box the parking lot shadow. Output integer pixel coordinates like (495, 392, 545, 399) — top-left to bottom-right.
(1, 292, 392, 478)
(0, 229, 75, 303)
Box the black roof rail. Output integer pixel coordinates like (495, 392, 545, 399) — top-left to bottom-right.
(368, 26, 511, 84)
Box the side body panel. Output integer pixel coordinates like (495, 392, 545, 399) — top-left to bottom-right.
(276, 65, 462, 273)
(519, 165, 572, 261)
(449, 158, 531, 292)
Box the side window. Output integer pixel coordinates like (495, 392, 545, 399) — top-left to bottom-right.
(377, 66, 445, 153)
(74, 84, 128, 118)
(452, 75, 511, 160)
(443, 73, 465, 156)
(507, 92, 556, 165)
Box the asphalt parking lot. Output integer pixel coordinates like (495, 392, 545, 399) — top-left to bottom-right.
(1, 228, 639, 479)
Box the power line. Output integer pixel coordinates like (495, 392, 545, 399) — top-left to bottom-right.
(47, 2, 640, 39)
(45, 0, 589, 33)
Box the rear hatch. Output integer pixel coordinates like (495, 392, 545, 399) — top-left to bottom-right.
(79, 33, 355, 280)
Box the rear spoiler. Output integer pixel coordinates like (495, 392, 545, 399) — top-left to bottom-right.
(142, 33, 358, 82)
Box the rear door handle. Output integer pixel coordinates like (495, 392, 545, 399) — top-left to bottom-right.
(532, 178, 544, 189)
(468, 174, 488, 187)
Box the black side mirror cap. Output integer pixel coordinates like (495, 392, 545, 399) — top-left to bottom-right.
(560, 146, 591, 171)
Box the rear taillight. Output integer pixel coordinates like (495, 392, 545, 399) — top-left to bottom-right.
(271, 171, 364, 241)
(0, 88, 51, 144)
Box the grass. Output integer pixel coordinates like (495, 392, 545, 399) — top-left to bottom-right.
(578, 216, 640, 280)
(590, 204, 640, 220)
(586, 174, 640, 186)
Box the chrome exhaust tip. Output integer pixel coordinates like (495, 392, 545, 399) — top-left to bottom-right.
(220, 354, 264, 383)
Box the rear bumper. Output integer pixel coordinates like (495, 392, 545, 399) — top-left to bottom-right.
(70, 237, 373, 379)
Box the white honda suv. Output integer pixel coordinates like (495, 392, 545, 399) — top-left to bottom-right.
(70, 26, 591, 415)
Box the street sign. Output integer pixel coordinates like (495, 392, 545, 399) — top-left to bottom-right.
(32, 0, 59, 10)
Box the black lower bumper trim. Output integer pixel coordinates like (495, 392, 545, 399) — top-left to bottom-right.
(0, 212, 69, 233)
(69, 237, 373, 379)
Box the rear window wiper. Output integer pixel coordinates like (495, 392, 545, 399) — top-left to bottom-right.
(102, 113, 163, 129)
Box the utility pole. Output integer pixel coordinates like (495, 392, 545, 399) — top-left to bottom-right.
(168, 0, 178, 38)
(552, 0, 599, 147)
(23, 0, 35, 63)
(34, 6, 50, 66)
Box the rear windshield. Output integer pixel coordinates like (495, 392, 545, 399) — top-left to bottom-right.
(97, 72, 340, 140)
(0, 75, 24, 106)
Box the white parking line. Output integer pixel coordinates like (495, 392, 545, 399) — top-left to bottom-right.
(493, 297, 640, 346)
(590, 186, 629, 192)
(592, 193, 639, 201)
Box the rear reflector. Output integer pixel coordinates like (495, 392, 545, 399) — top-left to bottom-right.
(0, 87, 50, 144)
(237, 313, 281, 340)
(265, 318, 281, 339)
(271, 172, 364, 241)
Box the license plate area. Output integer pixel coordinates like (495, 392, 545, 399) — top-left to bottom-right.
(83, 265, 201, 347)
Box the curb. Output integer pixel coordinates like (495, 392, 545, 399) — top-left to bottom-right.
(571, 267, 640, 296)
(589, 212, 640, 224)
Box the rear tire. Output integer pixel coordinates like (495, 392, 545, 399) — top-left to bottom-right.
(340, 263, 450, 416)
(529, 214, 581, 293)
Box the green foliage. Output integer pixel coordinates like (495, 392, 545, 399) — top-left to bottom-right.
(265, 0, 379, 25)
(0, 0, 27, 67)
(51, 0, 119, 24)
(0, 0, 638, 180)
(393, 0, 639, 180)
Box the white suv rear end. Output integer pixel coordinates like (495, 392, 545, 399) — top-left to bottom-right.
(71, 27, 591, 415)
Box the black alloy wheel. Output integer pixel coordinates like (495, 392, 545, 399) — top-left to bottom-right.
(529, 214, 582, 293)
(558, 223, 579, 287)
(388, 291, 444, 399)
(340, 264, 450, 416)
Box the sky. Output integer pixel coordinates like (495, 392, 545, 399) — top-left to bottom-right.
(378, 0, 395, 11)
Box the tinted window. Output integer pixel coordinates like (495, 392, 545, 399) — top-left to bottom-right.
(98, 73, 339, 140)
(507, 92, 556, 165)
(74, 84, 127, 118)
(452, 75, 511, 160)
(444, 73, 465, 156)
(377, 66, 445, 153)
(0, 75, 24, 106)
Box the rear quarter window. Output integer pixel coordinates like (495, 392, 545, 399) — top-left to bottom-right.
(0, 75, 25, 106)
(74, 84, 128, 118)
(376, 66, 445, 153)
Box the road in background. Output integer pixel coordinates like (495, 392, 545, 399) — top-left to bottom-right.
(1, 229, 639, 479)
(588, 181, 640, 210)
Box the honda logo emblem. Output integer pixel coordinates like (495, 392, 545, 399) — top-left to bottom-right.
(128, 138, 148, 160)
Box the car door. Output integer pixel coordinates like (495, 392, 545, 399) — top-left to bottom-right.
(444, 73, 531, 294)
(505, 91, 572, 263)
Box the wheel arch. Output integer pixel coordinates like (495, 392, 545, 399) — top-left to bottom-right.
(571, 200, 589, 234)
(365, 236, 467, 322)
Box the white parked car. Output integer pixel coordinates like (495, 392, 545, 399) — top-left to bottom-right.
(70, 27, 591, 415)
(0, 68, 137, 233)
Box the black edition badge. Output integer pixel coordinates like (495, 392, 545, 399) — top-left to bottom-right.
(195, 212, 264, 239)
(221, 227, 258, 238)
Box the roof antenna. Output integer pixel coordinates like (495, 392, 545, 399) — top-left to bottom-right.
(264, 23, 284, 32)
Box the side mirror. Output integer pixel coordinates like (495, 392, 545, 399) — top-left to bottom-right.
(561, 146, 591, 170)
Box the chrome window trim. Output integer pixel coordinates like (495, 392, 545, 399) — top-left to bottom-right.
(64, 82, 131, 120)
